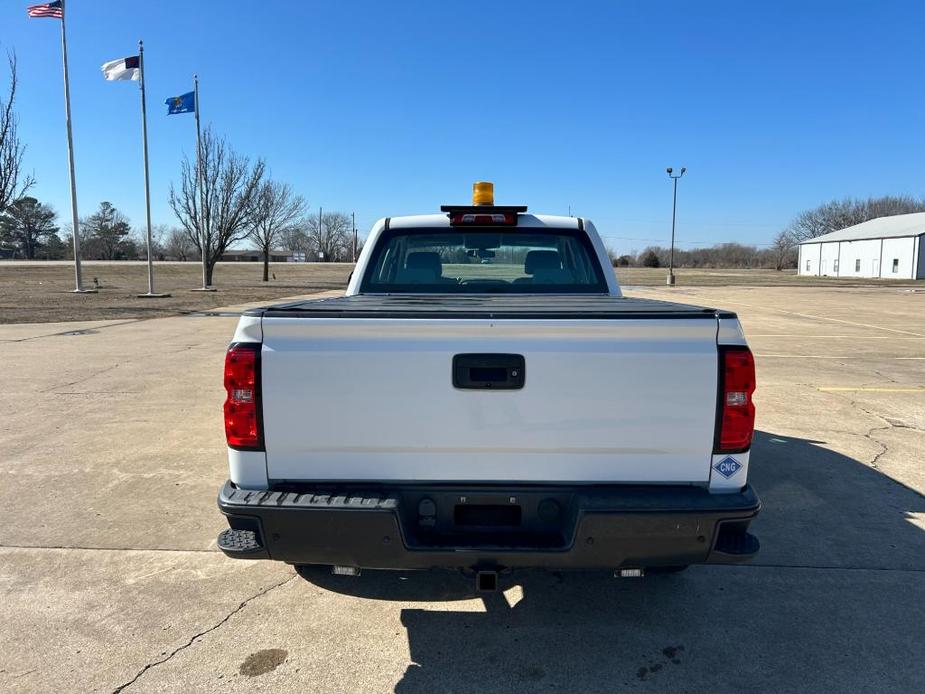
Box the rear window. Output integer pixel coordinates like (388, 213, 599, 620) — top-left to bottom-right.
(360, 228, 607, 294)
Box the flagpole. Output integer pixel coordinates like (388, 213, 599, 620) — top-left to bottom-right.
(137, 40, 168, 298)
(190, 75, 215, 291)
(60, 0, 94, 293)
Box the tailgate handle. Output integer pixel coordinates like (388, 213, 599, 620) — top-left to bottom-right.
(453, 354, 525, 390)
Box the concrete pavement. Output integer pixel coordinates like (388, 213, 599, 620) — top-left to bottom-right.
(1, 285, 923, 692)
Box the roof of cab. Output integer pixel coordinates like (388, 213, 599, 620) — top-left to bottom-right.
(387, 213, 581, 229)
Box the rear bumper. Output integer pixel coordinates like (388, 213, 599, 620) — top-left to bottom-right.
(216, 481, 760, 570)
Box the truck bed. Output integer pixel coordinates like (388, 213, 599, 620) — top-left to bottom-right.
(246, 294, 737, 320)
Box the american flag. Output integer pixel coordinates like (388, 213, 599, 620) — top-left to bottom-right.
(27, 1, 63, 18)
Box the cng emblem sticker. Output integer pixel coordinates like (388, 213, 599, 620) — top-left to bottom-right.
(713, 456, 742, 479)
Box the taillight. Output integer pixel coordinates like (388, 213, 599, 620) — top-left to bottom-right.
(716, 346, 756, 453)
(449, 212, 517, 226)
(224, 343, 262, 450)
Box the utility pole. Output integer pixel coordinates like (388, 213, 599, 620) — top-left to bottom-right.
(665, 167, 686, 286)
(351, 211, 356, 262)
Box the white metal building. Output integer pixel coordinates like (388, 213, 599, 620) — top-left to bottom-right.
(798, 212, 925, 280)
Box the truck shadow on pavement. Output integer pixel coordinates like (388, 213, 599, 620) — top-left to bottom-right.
(296, 431, 925, 693)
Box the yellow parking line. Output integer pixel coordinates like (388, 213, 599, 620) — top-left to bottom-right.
(817, 387, 925, 393)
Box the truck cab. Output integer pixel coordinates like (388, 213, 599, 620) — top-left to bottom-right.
(217, 183, 760, 582)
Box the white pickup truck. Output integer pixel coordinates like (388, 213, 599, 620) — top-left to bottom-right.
(216, 184, 760, 585)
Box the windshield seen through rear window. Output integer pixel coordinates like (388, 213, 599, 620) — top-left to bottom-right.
(360, 228, 607, 293)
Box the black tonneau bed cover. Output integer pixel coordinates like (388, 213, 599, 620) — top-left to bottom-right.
(247, 295, 736, 320)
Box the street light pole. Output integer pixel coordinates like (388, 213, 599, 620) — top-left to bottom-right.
(666, 166, 686, 286)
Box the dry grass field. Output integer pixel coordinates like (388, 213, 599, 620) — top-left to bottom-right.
(0, 261, 352, 323)
(0, 260, 921, 323)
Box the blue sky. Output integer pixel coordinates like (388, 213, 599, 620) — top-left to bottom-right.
(3, 0, 924, 253)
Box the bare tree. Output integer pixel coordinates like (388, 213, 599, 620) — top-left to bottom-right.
(127, 223, 173, 261)
(280, 225, 311, 253)
(0, 196, 58, 259)
(163, 227, 196, 261)
(247, 180, 306, 281)
(633, 243, 795, 270)
(305, 211, 352, 262)
(785, 195, 925, 242)
(0, 52, 34, 213)
(771, 230, 796, 271)
(169, 127, 265, 285)
(139, 223, 172, 261)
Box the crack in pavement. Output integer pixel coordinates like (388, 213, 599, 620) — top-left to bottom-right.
(110, 574, 297, 693)
(34, 344, 214, 395)
(42, 363, 120, 393)
(870, 368, 900, 386)
(0, 319, 144, 343)
(867, 428, 891, 469)
(817, 390, 925, 500)
(776, 382, 924, 495)
(849, 400, 911, 470)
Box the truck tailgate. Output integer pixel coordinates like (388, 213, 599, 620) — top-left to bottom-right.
(259, 312, 720, 484)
